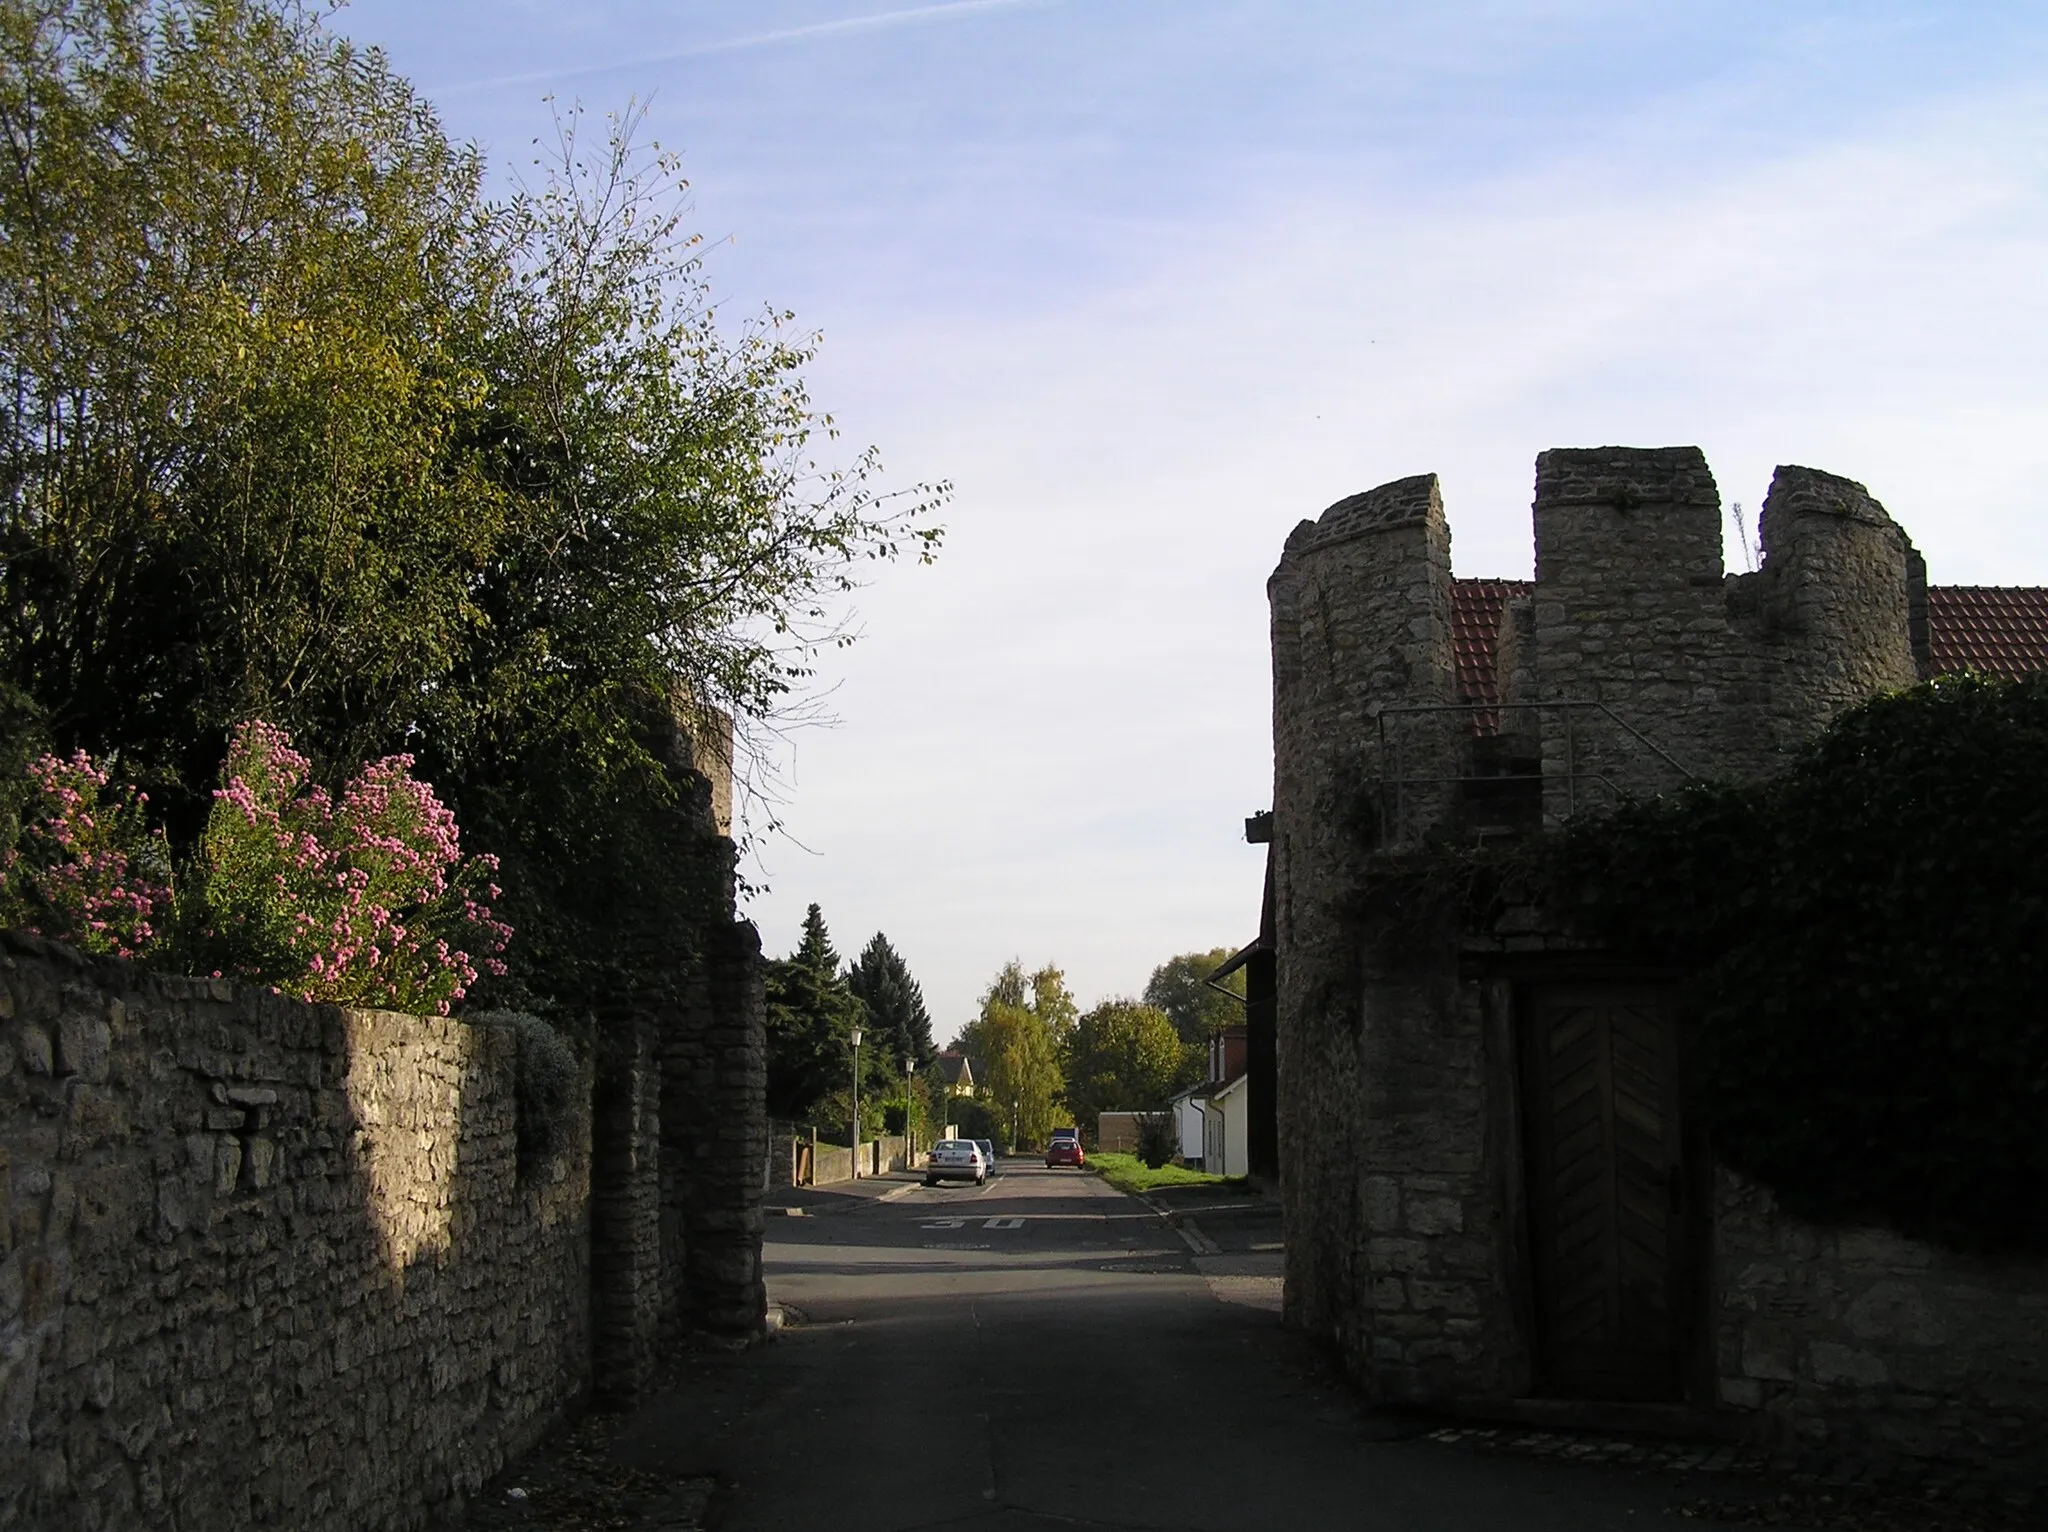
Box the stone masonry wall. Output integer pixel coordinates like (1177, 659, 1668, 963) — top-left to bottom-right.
(1714, 1171, 2048, 1481)
(668, 920, 767, 1337)
(1268, 476, 1456, 1353)
(0, 934, 591, 1532)
(1343, 971, 1528, 1403)
(1528, 446, 1733, 806)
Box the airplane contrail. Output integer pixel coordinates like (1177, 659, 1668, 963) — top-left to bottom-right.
(432, 0, 1045, 97)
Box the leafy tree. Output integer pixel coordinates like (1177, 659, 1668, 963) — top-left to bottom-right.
(972, 959, 1077, 1049)
(1142, 947, 1246, 1047)
(0, 0, 946, 1015)
(1029, 963, 1079, 1050)
(846, 931, 934, 1068)
(763, 904, 869, 1120)
(952, 959, 1071, 1148)
(1065, 999, 1197, 1126)
(0, 0, 506, 804)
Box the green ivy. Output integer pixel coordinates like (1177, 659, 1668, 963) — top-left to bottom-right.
(1554, 674, 2048, 1253)
(1341, 675, 2048, 1252)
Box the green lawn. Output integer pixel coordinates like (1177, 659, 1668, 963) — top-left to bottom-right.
(1088, 1151, 1245, 1196)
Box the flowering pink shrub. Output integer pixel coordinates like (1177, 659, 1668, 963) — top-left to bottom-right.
(0, 751, 173, 959)
(200, 721, 510, 1015)
(1, 723, 510, 1015)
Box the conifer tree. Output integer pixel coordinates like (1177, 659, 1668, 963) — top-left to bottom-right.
(763, 904, 869, 1119)
(847, 932, 935, 1069)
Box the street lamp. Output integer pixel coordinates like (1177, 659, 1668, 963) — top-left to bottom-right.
(906, 1055, 916, 1166)
(850, 1027, 863, 1180)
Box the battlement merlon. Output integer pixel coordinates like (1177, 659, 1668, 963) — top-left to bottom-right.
(1271, 473, 1458, 855)
(1532, 445, 1727, 612)
(1750, 463, 1920, 718)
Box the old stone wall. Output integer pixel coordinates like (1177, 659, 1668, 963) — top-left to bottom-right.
(0, 935, 591, 1532)
(1714, 1171, 2048, 1479)
(1528, 446, 1734, 804)
(1268, 475, 1456, 1351)
(1340, 971, 1528, 1403)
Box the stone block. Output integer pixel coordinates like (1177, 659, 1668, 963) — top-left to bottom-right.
(1810, 1341, 1889, 1387)
(1845, 1279, 1946, 1347)
(213, 1137, 243, 1197)
(1835, 1226, 1934, 1271)
(1718, 1377, 1763, 1410)
(1404, 1196, 1464, 1235)
(18, 1024, 52, 1076)
(54, 1014, 111, 1082)
(1408, 1279, 1479, 1315)
(1742, 1320, 1797, 1381)
(1362, 1175, 1400, 1233)
(1366, 1237, 1431, 1275)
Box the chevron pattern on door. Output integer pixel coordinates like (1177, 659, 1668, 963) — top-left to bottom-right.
(1523, 987, 1688, 1401)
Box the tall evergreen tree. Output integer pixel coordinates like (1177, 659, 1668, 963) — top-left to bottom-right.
(847, 932, 935, 1068)
(763, 903, 869, 1119)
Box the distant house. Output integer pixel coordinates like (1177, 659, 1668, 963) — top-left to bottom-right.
(1203, 1074, 1250, 1180)
(1172, 1025, 1249, 1172)
(933, 1050, 976, 1098)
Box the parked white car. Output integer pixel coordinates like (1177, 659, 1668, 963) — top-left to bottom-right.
(924, 1139, 987, 1187)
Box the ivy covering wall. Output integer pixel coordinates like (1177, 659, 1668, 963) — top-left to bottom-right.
(1553, 674, 2048, 1253)
(1352, 674, 2048, 1254)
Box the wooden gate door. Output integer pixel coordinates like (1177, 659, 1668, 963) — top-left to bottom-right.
(1522, 986, 1690, 1401)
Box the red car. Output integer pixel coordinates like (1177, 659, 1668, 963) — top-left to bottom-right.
(1045, 1130, 1085, 1169)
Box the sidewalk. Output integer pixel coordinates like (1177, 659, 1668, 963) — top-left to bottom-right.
(765, 1168, 921, 1217)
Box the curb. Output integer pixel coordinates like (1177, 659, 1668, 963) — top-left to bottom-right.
(1136, 1193, 1221, 1256)
(768, 1176, 923, 1217)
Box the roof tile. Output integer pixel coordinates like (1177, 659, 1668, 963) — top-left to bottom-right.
(1445, 579, 2048, 724)
(1925, 587, 2048, 680)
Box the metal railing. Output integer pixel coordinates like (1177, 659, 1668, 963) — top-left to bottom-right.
(1369, 700, 1698, 843)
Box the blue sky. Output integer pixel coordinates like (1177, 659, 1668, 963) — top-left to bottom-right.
(337, 1, 2048, 1034)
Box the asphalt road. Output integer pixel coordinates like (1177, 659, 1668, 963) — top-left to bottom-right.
(609, 1163, 1767, 1531)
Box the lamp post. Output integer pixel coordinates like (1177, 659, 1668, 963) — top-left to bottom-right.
(850, 1026, 863, 1180)
(906, 1056, 916, 1166)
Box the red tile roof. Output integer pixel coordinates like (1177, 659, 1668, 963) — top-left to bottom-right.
(1450, 579, 1530, 710)
(1925, 587, 2048, 680)
(1449, 579, 1531, 734)
(1444, 579, 2048, 719)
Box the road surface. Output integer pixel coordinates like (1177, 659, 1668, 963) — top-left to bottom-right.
(604, 1162, 1768, 1530)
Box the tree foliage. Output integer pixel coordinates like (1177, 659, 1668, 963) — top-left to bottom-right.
(952, 959, 1071, 1148)
(1553, 673, 2048, 1253)
(846, 931, 933, 1068)
(0, 0, 945, 1015)
(763, 903, 870, 1120)
(1141, 947, 1245, 1047)
(1064, 999, 1195, 1126)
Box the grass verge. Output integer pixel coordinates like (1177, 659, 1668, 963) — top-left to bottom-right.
(1089, 1151, 1246, 1196)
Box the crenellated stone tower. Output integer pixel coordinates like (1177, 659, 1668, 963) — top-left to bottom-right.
(1266, 446, 1932, 1412)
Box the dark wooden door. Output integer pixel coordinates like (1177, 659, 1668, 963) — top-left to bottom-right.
(1522, 986, 1690, 1401)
